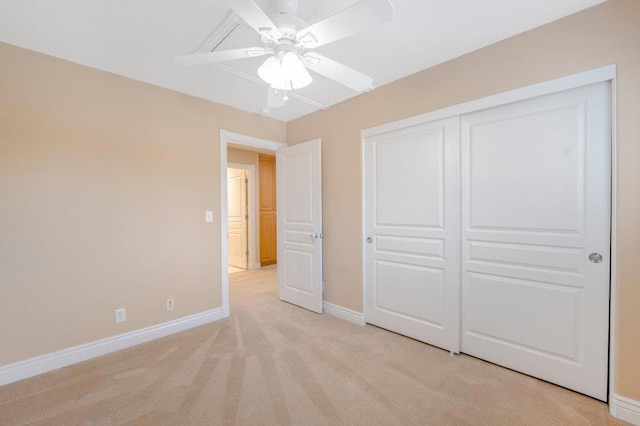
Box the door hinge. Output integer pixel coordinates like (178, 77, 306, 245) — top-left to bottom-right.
(245, 178, 248, 184)
(246, 250, 249, 256)
(245, 214, 249, 219)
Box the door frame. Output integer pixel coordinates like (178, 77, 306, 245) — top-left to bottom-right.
(220, 130, 286, 317)
(227, 163, 255, 270)
(361, 64, 619, 404)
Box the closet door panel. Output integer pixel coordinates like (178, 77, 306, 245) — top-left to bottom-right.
(461, 82, 611, 401)
(364, 117, 460, 352)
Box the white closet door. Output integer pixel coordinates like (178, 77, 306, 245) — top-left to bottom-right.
(277, 139, 323, 314)
(364, 117, 461, 352)
(460, 82, 611, 401)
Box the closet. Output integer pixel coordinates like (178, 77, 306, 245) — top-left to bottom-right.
(363, 82, 611, 401)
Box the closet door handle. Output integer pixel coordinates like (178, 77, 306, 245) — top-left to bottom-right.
(588, 253, 603, 263)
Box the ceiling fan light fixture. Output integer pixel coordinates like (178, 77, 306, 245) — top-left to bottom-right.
(257, 56, 281, 84)
(175, 0, 394, 112)
(258, 52, 312, 91)
(282, 51, 312, 89)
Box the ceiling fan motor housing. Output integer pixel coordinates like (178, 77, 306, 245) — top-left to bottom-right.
(272, 0, 299, 15)
(269, 13, 306, 39)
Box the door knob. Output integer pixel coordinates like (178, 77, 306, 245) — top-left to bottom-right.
(310, 232, 320, 241)
(367, 237, 372, 243)
(588, 253, 603, 263)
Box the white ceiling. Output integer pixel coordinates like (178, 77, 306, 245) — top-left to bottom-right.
(0, 0, 606, 122)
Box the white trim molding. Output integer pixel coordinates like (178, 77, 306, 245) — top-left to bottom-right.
(323, 302, 366, 326)
(608, 75, 619, 405)
(363, 64, 616, 138)
(0, 308, 222, 386)
(221, 305, 230, 318)
(610, 393, 640, 424)
(222, 130, 287, 153)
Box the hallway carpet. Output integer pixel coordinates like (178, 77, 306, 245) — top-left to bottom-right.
(0, 266, 623, 425)
(228, 265, 245, 274)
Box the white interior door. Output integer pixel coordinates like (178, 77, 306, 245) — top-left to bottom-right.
(277, 139, 323, 313)
(364, 118, 461, 352)
(227, 168, 248, 269)
(460, 82, 611, 401)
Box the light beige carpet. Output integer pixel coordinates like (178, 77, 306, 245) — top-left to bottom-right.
(228, 265, 245, 274)
(0, 266, 624, 425)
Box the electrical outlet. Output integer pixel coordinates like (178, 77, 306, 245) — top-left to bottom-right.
(166, 298, 175, 311)
(115, 308, 126, 324)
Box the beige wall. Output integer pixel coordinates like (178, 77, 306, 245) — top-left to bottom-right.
(287, 0, 640, 399)
(228, 147, 260, 167)
(0, 42, 285, 365)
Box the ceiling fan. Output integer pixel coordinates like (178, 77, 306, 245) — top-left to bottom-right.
(174, 0, 394, 108)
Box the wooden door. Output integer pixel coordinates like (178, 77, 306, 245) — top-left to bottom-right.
(259, 154, 277, 266)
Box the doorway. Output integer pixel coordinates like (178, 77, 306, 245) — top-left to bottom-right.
(220, 130, 286, 317)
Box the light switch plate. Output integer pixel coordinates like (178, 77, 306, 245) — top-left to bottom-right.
(205, 211, 213, 223)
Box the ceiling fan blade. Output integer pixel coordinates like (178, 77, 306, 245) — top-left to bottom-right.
(302, 53, 373, 92)
(296, 0, 393, 48)
(173, 47, 270, 66)
(226, 0, 281, 42)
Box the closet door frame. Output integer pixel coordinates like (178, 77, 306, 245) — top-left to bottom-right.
(361, 64, 618, 401)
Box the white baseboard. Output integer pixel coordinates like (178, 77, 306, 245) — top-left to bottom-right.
(0, 308, 222, 387)
(221, 305, 230, 318)
(323, 302, 366, 326)
(251, 262, 261, 270)
(610, 393, 640, 425)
